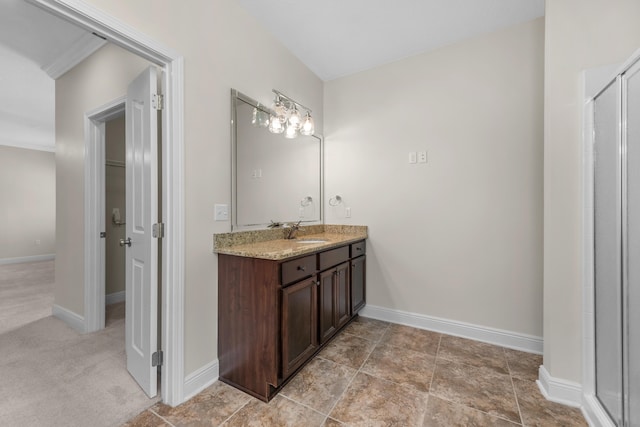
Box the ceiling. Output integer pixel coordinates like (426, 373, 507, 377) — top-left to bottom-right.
(237, 0, 545, 81)
(0, 0, 97, 72)
(0, 0, 103, 151)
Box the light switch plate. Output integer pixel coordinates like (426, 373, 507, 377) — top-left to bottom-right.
(409, 152, 417, 164)
(215, 204, 229, 221)
(345, 207, 352, 218)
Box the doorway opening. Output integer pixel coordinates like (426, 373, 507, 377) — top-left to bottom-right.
(105, 112, 126, 311)
(29, 0, 185, 407)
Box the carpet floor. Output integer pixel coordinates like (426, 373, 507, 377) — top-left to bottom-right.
(0, 260, 54, 335)
(0, 261, 157, 427)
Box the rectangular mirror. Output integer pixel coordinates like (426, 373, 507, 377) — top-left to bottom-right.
(231, 89, 323, 230)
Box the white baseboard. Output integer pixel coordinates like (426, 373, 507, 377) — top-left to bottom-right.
(581, 393, 616, 427)
(183, 359, 219, 401)
(360, 304, 543, 354)
(106, 291, 125, 305)
(52, 304, 85, 333)
(0, 254, 55, 265)
(537, 365, 582, 408)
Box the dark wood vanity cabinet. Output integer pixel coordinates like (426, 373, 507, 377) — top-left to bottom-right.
(318, 262, 350, 344)
(351, 251, 366, 313)
(281, 276, 318, 378)
(218, 239, 366, 401)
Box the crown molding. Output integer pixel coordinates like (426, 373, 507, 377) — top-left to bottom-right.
(0, 140, 55, 152)
(42, 31, 107, 79)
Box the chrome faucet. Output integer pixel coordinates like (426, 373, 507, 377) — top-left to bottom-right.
(285, 221, 302, 239)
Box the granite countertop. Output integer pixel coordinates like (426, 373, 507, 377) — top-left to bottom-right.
(214, 225, 367, 261)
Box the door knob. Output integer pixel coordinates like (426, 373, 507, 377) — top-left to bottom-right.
(119, 237, 132, 247)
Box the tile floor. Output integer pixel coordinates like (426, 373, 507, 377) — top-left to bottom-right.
(124, 317, 587, 426)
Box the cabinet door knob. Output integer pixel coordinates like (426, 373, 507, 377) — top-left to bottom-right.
(316, 281, 320, 287)
(297, 265, 305, 272)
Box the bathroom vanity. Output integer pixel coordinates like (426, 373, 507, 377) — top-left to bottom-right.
(215, 227, 367, 401)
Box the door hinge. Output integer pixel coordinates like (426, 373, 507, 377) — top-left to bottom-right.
(152, 350, 163, 367)
(152, 93, 163, 110)
(100, 232, 106, 238)
(152, 223, 165, 238)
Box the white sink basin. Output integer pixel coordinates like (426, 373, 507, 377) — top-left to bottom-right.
(295, 239, 328, 244)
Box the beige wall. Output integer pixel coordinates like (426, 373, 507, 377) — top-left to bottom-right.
(55, 43, 150, 316)
(105, 115, 125, 296)
(57, 0, 323, 376)
(543, 0, 640, 383)
(0, 146, 55, 260)
(324, 19, 544, 337)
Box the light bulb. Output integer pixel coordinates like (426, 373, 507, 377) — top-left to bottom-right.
(257, 110, 270, 128)
(251, 107, 259, 127)
(268, 115, 284, 134)
(300, 112, 315, 136)
(288, 105, 301, 130)
(284, 123, 298, 139)
(272, 96, 288, 123)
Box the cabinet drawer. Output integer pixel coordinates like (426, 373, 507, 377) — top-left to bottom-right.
(281, 255, 316, 286)
(319, 246, 349, 271)
(351, 241, 366, 257)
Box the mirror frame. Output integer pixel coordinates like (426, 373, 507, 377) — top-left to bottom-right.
(230, 88, 324, 231)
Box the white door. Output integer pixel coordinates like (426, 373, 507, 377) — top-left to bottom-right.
(124, 66, 159, 398)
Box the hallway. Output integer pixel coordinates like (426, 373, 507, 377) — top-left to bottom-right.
(0, 262, 157, 426)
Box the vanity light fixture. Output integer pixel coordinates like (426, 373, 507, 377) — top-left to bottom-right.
(300, 111, 315, 136)
(251, 107, 270, 128)
(267, 89, 315, 138)
(268, 115, 284, 134)
(284, 123, 298, 139)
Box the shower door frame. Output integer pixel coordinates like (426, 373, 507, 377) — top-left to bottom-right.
(582, 49, 640, 427)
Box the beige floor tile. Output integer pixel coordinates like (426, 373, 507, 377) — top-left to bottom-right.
(152, 381, 252, 426)
(223, 394, 325, 427)
(437, 335, 509, 375)
(280, 357, 357, 414)
(318, 333, 376, 369)
(122, 325, 587, 427)
(505, 348, 542, 382)
(379, 323, 441, 355)
(123, 410, 171, 427)
(361, 343, 435, 393)
(423, 395, 519, 426)
(341, 316, 389, 342)
(513, 378, 587, 426)
(430, 359, 521, 423)
(330, 372, 428, 426)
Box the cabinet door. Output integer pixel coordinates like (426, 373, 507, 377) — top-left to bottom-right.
(282, 277, 318, 379)
(319, 269, 336, 343)
(336, 262, 350, 328)
(351, 256, 366, 313)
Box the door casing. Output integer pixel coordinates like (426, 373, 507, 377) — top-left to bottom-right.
(27, 0, 186, 407)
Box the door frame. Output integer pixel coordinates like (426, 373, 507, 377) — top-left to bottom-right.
(85, 97, 126, 333)
(580, 53, 640, 426)
(28, 0, 186, 406)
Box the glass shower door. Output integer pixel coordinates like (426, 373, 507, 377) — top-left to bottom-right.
(625, 62, 640, 427)
(594, 79, 624, 425)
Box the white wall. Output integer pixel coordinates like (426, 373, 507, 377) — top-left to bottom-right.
(55, 43, 150, 316)
(0, 146, 55, 260)
(543, 0, 640, 384)
(56, 0, 323, 376)
(324, 18, 544, 337)
(0, 43, 55, 152)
